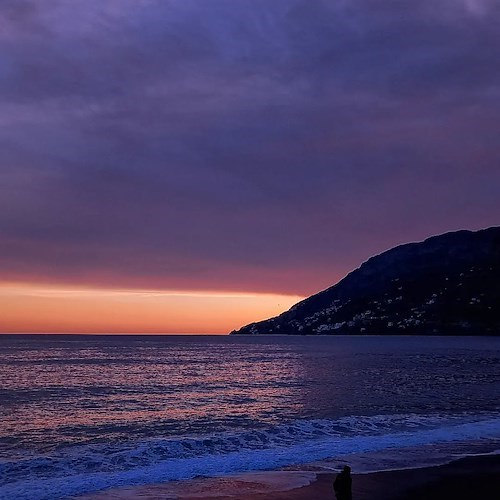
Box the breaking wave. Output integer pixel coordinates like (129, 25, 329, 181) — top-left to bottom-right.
(1, 411, 500, 500)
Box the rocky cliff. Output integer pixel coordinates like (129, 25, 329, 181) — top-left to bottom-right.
(230, 227, 500, 335)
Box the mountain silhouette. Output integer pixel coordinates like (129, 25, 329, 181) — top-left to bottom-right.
(231, 227, 500, 335)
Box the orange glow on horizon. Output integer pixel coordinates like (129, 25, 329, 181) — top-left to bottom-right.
(0, 282, 303, 334)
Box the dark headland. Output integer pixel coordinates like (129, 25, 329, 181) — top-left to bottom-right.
(231, 226, 500, 336)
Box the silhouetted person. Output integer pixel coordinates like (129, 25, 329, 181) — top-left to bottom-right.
(333, 465, 352, 500)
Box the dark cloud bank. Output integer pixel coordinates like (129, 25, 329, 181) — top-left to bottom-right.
(1, 0, 499, 294)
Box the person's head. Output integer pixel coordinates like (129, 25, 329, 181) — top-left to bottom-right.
(343, 465, 351, 474)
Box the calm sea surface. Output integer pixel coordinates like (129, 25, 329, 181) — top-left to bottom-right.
(1, 334, 499, 499)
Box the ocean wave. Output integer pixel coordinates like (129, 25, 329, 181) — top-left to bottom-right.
(1, 411, 500, 500)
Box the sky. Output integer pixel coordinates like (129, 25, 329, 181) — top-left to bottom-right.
(0, 0, 499, 333)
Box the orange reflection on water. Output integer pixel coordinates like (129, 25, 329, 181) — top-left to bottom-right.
(0, 337, 307, 445)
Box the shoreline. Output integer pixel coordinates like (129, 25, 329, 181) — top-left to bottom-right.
(75, 453, 500, 499)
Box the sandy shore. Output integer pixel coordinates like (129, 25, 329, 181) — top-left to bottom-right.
(76, 454, 500, 499)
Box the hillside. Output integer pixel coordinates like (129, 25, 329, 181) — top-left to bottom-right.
(230, 227, 500, 335)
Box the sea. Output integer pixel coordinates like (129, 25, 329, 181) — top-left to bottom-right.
(1, 334, 499, 499)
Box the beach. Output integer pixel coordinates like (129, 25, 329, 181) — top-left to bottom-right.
(77, 454, 500, 499)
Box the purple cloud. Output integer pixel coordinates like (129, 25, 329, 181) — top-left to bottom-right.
(1, 1, 499, 295)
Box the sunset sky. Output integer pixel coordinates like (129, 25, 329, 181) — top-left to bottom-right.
(1, 1, 499, 333)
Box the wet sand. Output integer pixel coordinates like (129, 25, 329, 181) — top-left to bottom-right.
(76, 454, 500, 499)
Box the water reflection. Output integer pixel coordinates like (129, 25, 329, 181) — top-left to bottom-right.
(0, 336, 306, 452)
(1, 335, 499, 455)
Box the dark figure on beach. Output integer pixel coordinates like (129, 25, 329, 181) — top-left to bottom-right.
(333, 465, 352, 500)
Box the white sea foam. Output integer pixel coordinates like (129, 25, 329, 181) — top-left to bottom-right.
(1, 411, 499, 500)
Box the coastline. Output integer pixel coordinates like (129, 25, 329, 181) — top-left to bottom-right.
(75, 453, 500, 499)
